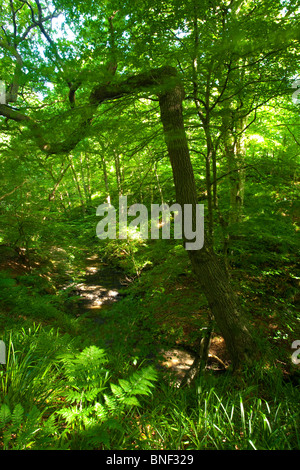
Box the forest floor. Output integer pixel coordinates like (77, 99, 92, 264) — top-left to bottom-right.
(1, 243, 299, 451)
(0, 243, 299, 384)
(70, 253, 233, 382)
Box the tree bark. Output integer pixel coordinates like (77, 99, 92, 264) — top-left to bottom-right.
(100, 154, 111, 204)
(223, 118, 247, 227)
(158, 81, 259, 369)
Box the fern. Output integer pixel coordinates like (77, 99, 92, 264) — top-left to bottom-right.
(57, 346, 157, 448)
(109, 366, 158, 408)
(0, 402, 61, 450)
(0, 403, 38, 449)
(61, 346, 110, 393)
(0, 404, 11, 427)
(11, 403, 24, 431)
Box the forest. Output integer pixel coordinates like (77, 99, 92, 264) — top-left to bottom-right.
(0, 0, 299, 452)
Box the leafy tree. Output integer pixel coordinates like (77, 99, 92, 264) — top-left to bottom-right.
(0, 0, 299, 370)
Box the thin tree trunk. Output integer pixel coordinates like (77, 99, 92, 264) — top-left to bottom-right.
(114, 150, 123, 196)
(69, 159, 85, 214)
(79, 152, 91, 205)
(85, 149, 92, 202)
(101, 154, 111, 204)
(224, 119, 247, 227)
(203, 125, 214, 242)
(154, 161, 164, 205)
(48, 161, 72, 201)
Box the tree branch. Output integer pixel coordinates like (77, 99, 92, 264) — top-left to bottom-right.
(0, 66, 179, 155)
(0, 180, 28, 202)
(285, 125, 300, 146)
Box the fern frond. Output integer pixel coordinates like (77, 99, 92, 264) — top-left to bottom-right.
(11, 404, 24, 432)
(117, 366, 157, 400)
(0, 404, 11, 427)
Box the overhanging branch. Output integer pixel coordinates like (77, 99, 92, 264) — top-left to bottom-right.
(0, 66, 180, 155)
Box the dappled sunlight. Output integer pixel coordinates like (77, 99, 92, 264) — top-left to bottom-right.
(0, 0, 299, 451)
(76, 284, 120, 308)
(85, 266, 98, 274)
(74, 259, 122, 312)
(160, 348, 194, 383)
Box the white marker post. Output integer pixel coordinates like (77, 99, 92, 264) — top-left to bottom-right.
(0, 81, 6, 105)
(291, 340, 300, 365)
(292, 79, 300, 105)
(0, 340, 6, 364)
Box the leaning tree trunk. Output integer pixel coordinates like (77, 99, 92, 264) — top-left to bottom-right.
(158, 83, 259, 370)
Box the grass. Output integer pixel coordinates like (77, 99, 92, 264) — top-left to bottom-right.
(0, 325, 299, 450)
(0, 239, 299, 450)
(128, 376, 299, 450)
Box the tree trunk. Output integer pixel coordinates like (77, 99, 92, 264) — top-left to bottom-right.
(154, 161, 164, 205)
(203, 124, 214, 242)
(100, 154, 111, 204)
(113, 150, 123, 196)
(158, 83, 258, 369)
(221, 56, 248, 228)
(224, 120, 247, 227)
(69, 158, 86, 214)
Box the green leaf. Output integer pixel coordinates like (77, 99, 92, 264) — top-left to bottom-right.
(0, 404, 11, 427)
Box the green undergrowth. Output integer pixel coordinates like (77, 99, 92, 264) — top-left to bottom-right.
(132, 375, 299, 450)
(0, 270, 79, 334)
(0, 325, 299, 450)
(0, 213, 299, 450)
(0, 325, 158, 450)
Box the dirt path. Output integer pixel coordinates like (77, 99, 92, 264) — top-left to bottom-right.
(75, 254, 123, 313)
(74, 254, 228, 385)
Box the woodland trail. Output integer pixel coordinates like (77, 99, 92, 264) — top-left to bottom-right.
(73, 254, 197, 383)
(75, 253, 124, 317)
